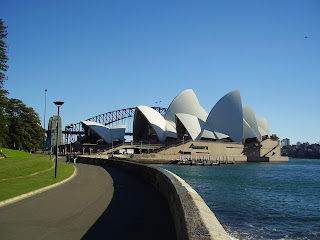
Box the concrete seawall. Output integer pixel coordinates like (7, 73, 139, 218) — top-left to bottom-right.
(78, 156, 230, 240)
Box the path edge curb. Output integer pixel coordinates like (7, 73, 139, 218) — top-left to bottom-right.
(0, 165, 77, 208)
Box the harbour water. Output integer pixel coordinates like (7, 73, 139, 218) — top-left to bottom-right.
(155, 159, 320, 240)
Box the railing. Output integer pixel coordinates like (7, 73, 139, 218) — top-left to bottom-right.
(150, 139, 192, 154)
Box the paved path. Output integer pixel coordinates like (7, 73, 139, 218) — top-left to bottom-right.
(83, 165, 176, 240)
(0, 161, 176, 240)
(0, 163, 113, 240)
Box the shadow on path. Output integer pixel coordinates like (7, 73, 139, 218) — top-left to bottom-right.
(82, 165, 177, 240)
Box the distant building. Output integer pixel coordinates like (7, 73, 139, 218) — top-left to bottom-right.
(76, 89, 287, 161)
(281, 142, 320, 159)
(281, 138, 290, 147)
(81, 89, 272, 145)
(81, 121, 126, 144)
(133, 89, 269, 144)
(47, 115, 63, 148)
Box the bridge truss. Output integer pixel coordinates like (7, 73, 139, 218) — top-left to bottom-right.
(64, 107, 167, 144)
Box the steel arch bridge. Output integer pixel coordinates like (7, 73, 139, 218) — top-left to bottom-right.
(64, 107, 167, 143)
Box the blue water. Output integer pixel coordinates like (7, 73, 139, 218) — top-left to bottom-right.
(154, 159, 320, 240)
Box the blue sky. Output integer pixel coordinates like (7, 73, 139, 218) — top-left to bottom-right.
(1, 0, 319, 144)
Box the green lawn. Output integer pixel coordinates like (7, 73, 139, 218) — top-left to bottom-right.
(0, 148, 53, 180)
(0, 148, 75, 202)
(1, 148, 32, 158)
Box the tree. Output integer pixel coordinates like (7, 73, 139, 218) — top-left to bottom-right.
(6, 99, 45, 151)
(0, 18, 9, 86)
(0, 19, 8, 148)
(0, 19, 45, 151)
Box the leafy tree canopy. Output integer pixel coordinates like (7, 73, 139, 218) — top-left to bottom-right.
(0, 19, 45, 151)
(0, 19, 8, 148)
(0, 18, 8, 87)
(6, 99, 45, 150)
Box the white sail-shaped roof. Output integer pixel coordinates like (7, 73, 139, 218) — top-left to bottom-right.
(206, 90, 244, 143)
(134, 106, 167, 142)
(199, 127, 217, 140)
(110, 125, 126, 141)
(256, 117, 270, 137)
(130, 89, 271, 144)
(165, 120, 177, 139)
(81, 121, 112, 143)
(175, 113, 203, 141)
(198, 122, 229, 140)
(243, 106, 261, 142)
(81, 121, 125, 143)
(165, 89, 208, 123)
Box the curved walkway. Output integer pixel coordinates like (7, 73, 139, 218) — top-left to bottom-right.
(0, 163, 114, 240)
(0, 162, 176, 240)
(83, 165, 176, 240)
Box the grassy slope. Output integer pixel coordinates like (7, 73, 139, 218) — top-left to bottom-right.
(0, 148, 53, 180)
(0, 148, 74, 202)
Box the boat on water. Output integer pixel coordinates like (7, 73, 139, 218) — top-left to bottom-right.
(177, 155, 235, 166)
(177, 159, 222, 166)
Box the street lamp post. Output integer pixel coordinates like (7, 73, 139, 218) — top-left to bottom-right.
(139, 140, 143, 155)
(182, 134, 184, 160)
(69, 125, 72, 163)
(54, 101, 64, 179)
(43, 89, 47, 152)
(112, 139, 114, 157)
(66, 125, 72, 163)
(182, 133, 188, 160)
(112, 138, 120, 157)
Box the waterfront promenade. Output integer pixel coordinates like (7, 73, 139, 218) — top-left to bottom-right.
(0, 159, 176, 240)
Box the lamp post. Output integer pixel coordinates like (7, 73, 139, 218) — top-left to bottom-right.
(69, 124, 73, 163)
(139, 140, 143, 155)
(112, 139, 114, 157)
(182, 133, 188, 160)
(43, 89, 47, 152)
(112, 138, 120, 157)
(66, 125, 72, 163)
(54, 101, 64, 179)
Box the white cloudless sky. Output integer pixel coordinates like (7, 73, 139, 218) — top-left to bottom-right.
(2, 0, 320, 144)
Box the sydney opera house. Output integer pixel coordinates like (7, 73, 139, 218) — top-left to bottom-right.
(80, 89, 286, 162)
(133, 89, 269, 144)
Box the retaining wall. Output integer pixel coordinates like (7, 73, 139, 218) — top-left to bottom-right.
(77, 156, 230, 240)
